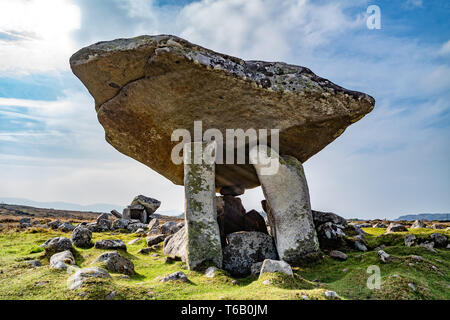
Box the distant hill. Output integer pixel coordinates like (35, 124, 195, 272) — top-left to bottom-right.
(396, 213, 450, 221)
(0, 197, 122, 213)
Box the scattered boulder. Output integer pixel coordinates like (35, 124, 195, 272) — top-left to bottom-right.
(163, 226, 186, 261)
(259, 259, 293, 277)
(404, 234, 417, 247)
(19, 217, 31, 228)
(223, 231, 278, 277)
(130, 195, 161, 216)
(25, 260, 42, 267)
(205, 266, 218, 278)
(324, 290, 339, 299)
(127, 238, 143, 245)
(430, 233, 447, 248)
(312, 210, 347, 228)
(419, 241, 436, 252)
(127, 222, 147, 233)
(96, 218, 112, 232)
(147, 218, 160, 234)
(329, 250, 347, 261)
(219, 185, 245, 196)
(159, 271, 188, 283)
(58, 222, 76, 232)
(359, 223, 372, 228)
(68, 267, 112, 290)
(92, 251, 135, 275)
(385, 223, 408, 233)
(431, 224, 445, 230)
(47, 220, 62, 230)
(50, 250, 75, 269)
(316, 222, 347, 250)
(159, 221, 177, 235)
(94, 239, 127, 250)
(378, 250, 391, 263)
(411, 220, 426, 229)
(146, 234, 165, 246)
(96, 213, 111, 223)
(354, 241, 368, 252)
(40, 237, 72, 256)
(350, 223, 367, 236)
(112, 218, 129, 230)
(373, 223, 387, 228)
(71, 226, 92, 248)
(110, 209, 122, 218)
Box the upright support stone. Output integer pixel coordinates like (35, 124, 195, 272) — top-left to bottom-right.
(184, 141, 222, 270)
(251, 147, 320, 266)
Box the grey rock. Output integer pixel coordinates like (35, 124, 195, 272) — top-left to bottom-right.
(205, 266, 218, 278)
(146, 234, 165, 246)
(50, 250, 75, 269)
(127, 222, 147, 233)
(410, 220, 426, 229)
(311, 211, 348, 227)
(159, 271, 188, 283)
(58, 222, 76, 232)
(128, 238, 143, 245)
(385, 223, 408, 233)
(253, 153, 320, 266)
(378, 250, 391, 263)
(71, 226, 92, 248)
(408, 283, 416, 291)
(68, 267, 111, 290)
(96, 213, 111, 223)
(163, 226, 186, 261)
(373, 223, 387, 228)
(404, 234, 417, 247)
(40, 237, 72, 256)
(219, 185, 245, 196)
(223, 231, 277, 277)
(19, 218, 31, 227)
(130, 195, 161, 216)
(96, 218, 112, 231)
(147, 218, 160, 234)
(112, 218, 129, 230)
(324, 290, 339, 299)
(431, 224, 445, 230)
(350, 223, 367, 236)
(419, 241, 436, 252)
(159, 221, 177, 235)
(110, 209, 122, 218)
(105, 291, 116, 300)
(47, 220, 62, 230)
(259, 259, 293, 277)
(93, 250, 135, 275)
(354, 241, 368, 252)
(359, 223, 372, 228)
(430, 233, 447, 248)
(94, 239, 127, 250)
(25, 260, 42, 267)
(250, 262, 263, 276)
(329, 250, 347, 261)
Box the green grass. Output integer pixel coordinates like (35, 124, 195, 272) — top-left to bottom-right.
(0, 227, 448, 300)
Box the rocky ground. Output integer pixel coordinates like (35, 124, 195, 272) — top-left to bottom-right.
(0, 206, 448, 300)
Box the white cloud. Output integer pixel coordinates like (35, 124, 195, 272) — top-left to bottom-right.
(439, 40, 450, 56)
(0, 0, 81, 76)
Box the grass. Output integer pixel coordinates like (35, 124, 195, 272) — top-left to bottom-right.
(0, 227, 448, 300)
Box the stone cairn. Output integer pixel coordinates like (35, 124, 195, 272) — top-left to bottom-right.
(70, 35, 375, 275)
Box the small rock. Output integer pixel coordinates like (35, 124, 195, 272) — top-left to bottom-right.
(205, 266, 218, 278)
(231, 280, 239, 285)
(159, 271, 188, 283)
(67, 267, 112, 290)
(25, 260, 42, 267)
(430, 233, 447, 248)
(431, 224, 445, 230)
(342, 268, 348, 273)
(105, 291, 116, 300)
(419, 241, 436, 252)
(127, 222, 147, 233)
(408, 283, 416, 291)
(112, 218, 130, 230)
(40, 237, 73, 256)
(301, 294, 309, 300)
(385, 223, 408, 233)
(354, 240, 368, 252)
(94, 239, 127, 250)
(259, 259, 293, 278)
(378, 250, 391, 263)
(329, 250, 347, 261)
(58, 222, 76, 232)
(146, 234, 165, 246)
(93, 251, 135, 275)
(47, 220, 62, 230)
(324, 290, 339, 299)
(262, 279, 271, 285)
(128, 238, 142, 245)
(71, 227, 92, 248)
(404, 234, 417, 247)
(250, 262, 263, 276)
(147, 218, 160, 234)
(50, 250, 75, 269)
(410, 220, 426, 229)
(373, 223, 387, 228)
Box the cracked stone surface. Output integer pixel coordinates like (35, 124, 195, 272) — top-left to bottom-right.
(70, 34, 375, 189)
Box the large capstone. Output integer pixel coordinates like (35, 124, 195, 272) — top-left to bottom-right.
(252, 151, 320, 266)
(184, 142, 222, 270)
(70, 35, 375, 189)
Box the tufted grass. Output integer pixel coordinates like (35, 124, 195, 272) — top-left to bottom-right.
(0, 227, 448, 300)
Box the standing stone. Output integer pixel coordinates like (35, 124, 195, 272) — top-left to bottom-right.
(252, 149, 320, 266)
(184, 142, 222, 270)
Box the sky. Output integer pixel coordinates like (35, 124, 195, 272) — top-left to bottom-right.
(0, 0, 449, 219)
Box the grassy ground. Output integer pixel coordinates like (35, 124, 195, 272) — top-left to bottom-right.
(0, 227, 448, 300)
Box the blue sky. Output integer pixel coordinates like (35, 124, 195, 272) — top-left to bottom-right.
(0, 0, 449, 219)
